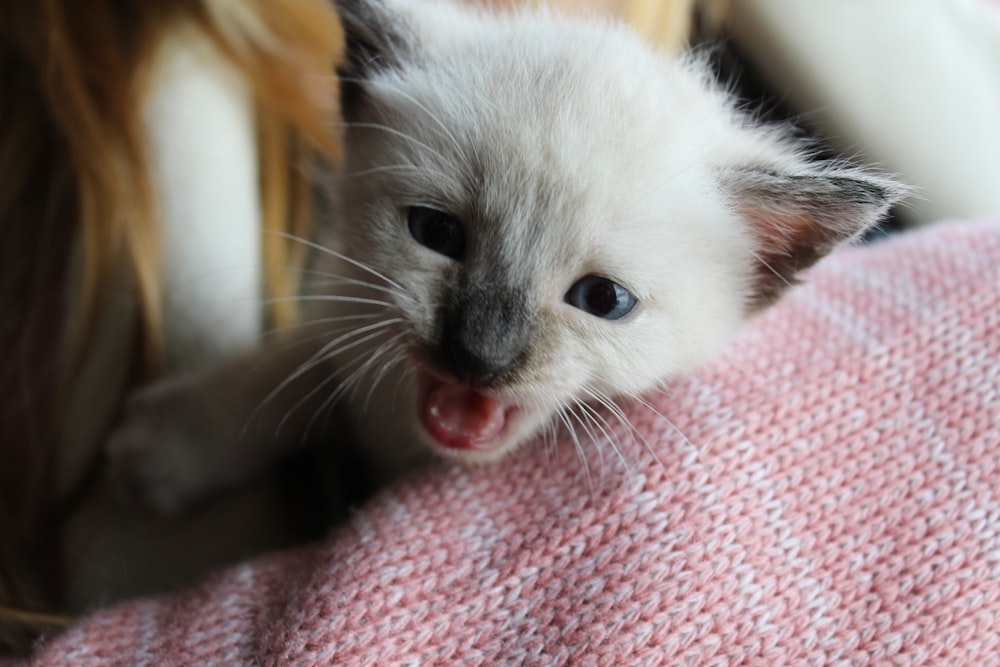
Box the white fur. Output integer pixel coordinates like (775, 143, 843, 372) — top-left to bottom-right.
(144, 26, 263, 370)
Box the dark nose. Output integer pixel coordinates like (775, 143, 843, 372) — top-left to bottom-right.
(441, 326, 518, 386)
(438, 285, 529, 387)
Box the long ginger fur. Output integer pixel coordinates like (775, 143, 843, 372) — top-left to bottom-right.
(0, 0, 343, 653)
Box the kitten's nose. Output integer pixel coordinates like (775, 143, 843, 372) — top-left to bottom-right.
(442, 331, 517, 387)
(438, 285, 530, 388)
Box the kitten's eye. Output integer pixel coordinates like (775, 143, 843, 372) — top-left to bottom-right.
(565, 275, 637, 320)
(407, 206, 465, 260)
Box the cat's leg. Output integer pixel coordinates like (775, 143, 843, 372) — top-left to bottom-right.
(107, 334, 338, 514)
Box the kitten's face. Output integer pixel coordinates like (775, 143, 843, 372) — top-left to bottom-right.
(321, 0, 899, 462)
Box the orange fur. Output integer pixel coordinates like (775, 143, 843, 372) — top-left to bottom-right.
(0, 0, 342, 653)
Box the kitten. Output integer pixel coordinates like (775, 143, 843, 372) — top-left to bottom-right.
(110, 0, 903, 513)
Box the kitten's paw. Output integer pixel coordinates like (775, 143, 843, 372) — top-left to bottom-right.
(107, 380, 228, 515)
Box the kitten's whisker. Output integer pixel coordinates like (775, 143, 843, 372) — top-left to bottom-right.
(581, 387, 633, 442)
(266, 230, 406, 293)
(749, 250, 793, 290)
(334, 164, 451, 183)
(309, 320, 404, 374)
(557, 409, 593, 492)
(293, 269, 410, 301)
(339, 121, 452, 167)
(297, 273, 415, 315)
(309, 332, 407, 438)
(297, 330, 401, 441)
(261, 312, 384, 341)
(347, 76, 469, 166)
(565, 401, 608, 476)
(243, 341, 338, 435)
(319, 350, 398, 434)
(542, 419, 560, 460)
(582, 387, 656, 471)
(577, 397, 632, 475)
(263, 294, 397, 309)
(253, 319, 401, 434)
(278, 368, 341, 442)
(302, 316, 401, 372)
(531, 398, 560, 460)
(362, 349, 407, 417)
(243, 317, 382, 385)
(631, 394, 701, 467)
(262, 318, 398, 370)
(572, 398, 626, 476)
(355, 335, 408, 416)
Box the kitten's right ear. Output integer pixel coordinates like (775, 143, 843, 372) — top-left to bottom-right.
(725, 165, 907, 310)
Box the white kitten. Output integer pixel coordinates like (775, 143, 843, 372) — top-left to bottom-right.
(110, 0, 903, 512)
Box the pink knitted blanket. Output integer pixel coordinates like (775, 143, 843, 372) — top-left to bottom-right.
(23, 220, 1000, 665)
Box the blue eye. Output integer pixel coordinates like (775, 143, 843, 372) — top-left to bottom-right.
(407, 206, 465, 260)
(565, 275, 637, 320)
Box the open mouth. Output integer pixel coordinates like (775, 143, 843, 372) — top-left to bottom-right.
(418, 372, 518, 453)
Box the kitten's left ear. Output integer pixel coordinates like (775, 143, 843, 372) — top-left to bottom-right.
(726, 166, 907, 309)
(335, 0, 418, 118)
(335, 0, 415, 77)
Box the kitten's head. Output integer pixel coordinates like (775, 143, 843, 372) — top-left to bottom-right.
(323, 0, 904, 462)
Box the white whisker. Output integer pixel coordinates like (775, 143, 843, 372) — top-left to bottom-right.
(358, 339, 408, 416)
(631, 394, 701, 467)
(265, 230, 406, 293)
(278, 368, 341, 441)
(582, 386, 664, 473)
(334, 163, 451, 182)
(541, 419, 560, 460)
(307, 332, 408, 438)
(557, 408, 593, 491)
(339, 121, 451, 166)
(576, 397, 631, 475)
(750, 249, 793, 289)
(253, 319, 402, 435)
(344, 76, 469, 165)
(567, 399, 613, 476)
(261, 312, 383, 341)
(292, 336, 390, 441)
(262, 294, 397, 310)
(295, 270, 411, 302)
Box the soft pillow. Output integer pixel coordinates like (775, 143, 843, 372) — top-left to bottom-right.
(23, 220, 1000, 665)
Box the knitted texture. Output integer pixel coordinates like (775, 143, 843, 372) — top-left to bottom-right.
(23, 220, 1000, 665)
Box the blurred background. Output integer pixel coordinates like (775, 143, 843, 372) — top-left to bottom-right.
(513, 0, 1000, 228)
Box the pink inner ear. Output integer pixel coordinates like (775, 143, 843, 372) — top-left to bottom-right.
(730, 169, 898, 272)
(736, 202, 847, 309)
(741, 205, 823, 258)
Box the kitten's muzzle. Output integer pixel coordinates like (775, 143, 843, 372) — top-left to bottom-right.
(438, 284, 531, 388)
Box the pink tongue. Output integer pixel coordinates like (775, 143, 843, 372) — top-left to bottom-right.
(422, 381, 507, 451)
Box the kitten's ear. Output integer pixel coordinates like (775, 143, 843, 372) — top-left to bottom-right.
(335, 0, 416, 79)
(726, 166, 906, 309)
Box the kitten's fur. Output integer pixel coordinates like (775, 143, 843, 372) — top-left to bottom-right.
(110, 0, 903, 513)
